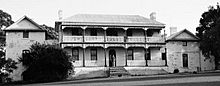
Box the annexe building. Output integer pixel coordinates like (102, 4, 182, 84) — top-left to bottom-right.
(4, 16, 56, 81)
(166, 29, 215, 72)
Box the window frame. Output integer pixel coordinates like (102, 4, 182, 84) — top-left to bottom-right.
(146, 49, 151, 60)
(183, 41, 187, 46)
(182, 53, 188, 68)
(72, 48, 79, 61)
(91, 48, 97, 60)
(23, 31, 29, 38)
(127, 49, 134, 60)
(162, 53, 166, 60)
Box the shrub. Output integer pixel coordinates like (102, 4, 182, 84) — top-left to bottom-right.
(0, 51, 17, 83)
(18, 42, 73, 82)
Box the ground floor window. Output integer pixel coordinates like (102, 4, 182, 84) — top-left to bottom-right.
(182, 54, 188, 67)
(91, 48, 97, 60)
(162, 53, 166, 60)
(72, 48, 79, 61)
(146, 49, 151, 60)
(127, 49, 134, 60)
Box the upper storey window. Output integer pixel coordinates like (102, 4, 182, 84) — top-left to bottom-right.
(23, 31, 29, 38)
(183, 41, 187, 46)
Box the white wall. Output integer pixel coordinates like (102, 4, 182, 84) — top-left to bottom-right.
(166, 41, 215, 72)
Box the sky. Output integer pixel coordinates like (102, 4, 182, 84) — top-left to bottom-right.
(1, 0, 219, 34)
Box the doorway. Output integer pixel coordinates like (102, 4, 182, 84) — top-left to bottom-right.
(109, 49, 116, 67)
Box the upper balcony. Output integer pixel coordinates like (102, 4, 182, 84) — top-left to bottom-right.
(61, 27, 165, 43)
(62, 36, 164, 43)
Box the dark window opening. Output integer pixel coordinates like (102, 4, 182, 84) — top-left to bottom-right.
(127, 49, 134, 60)
(22, 50, 30, 64)
(162, 53, 166, 60)
(23, 31, 29, 38)
(146, 49, 151, 60)
(91, 48, 97, 60)
(182, 54, 188, 67)
(72, 48, 79, 61)
(183, 41, 187, 46)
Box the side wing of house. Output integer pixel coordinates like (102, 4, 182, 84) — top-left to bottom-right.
(166, 29, 215, 73)
(4, 16, 46, 81)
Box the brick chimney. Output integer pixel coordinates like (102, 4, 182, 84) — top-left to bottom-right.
(170, 27, 177, 35)
(150, 12, 156, 20)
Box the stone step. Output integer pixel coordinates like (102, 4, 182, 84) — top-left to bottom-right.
(109, 67, 131, 77)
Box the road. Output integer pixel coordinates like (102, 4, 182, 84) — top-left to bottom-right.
(25, 73, 220, 86)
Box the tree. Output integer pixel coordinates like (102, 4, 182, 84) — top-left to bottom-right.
(0, 51, 17, 83)
(0, 10, 14, 29)
(40, 24, 58, 40)
(196, 3, 220, 69)
(18, 43, 73, 82)
(0, 10, 16, 83)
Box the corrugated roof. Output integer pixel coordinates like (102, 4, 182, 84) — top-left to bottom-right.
(166, 29, 200, 41)
(58, 14, 165, 27)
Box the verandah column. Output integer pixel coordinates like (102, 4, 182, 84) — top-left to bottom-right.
(144, 28, 148, 66)
(103, 27, 107, 67)
(124, 27, 128, 66)
(82, 26, 87, 67)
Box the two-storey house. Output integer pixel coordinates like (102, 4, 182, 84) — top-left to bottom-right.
(55, 14, 167, 77)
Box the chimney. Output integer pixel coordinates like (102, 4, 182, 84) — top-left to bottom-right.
(170, 27, 177, 35)
(150, 12, 156, 20)
(58, 10, 63, 20)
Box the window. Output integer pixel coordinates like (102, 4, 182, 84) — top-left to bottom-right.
(22, 50, 30, 62)
(72, 49, 79, 60)
(146, 49, 151, 60)
(183, 41, 187, 46)
(182, 54, 188, 67)
(91, 48, 97, 60)
(127, 49, 134, 60)
(23, 31, 29, 38)
(162, 53, 166, 60)
(90, 29, 97, 36)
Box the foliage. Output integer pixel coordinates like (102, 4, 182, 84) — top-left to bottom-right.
(40, 24, 58, 40)
(0, 10, 14, 29)
(0, 51, 17, 83)
(18, 42, 73, 82)
(0, 10, 14, 49)
(196, 3, 220, 68)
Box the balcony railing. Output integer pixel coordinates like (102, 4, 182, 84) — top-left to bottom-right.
(63, 36, 83, 42)
(146, 37, 165, 43)
(85, 36, 104, 42)
(106, 36, 124, 42)
(127, 36, 145, 43)
(62, 36, 165, 43)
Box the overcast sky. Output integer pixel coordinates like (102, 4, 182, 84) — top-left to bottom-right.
(1, 0, 219, 34)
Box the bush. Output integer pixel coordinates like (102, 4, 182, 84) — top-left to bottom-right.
(173, 69, 179, 73)
(0, 51, 17, 83)
(18, 42, 73, 82)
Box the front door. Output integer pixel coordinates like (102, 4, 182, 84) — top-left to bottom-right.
(109, 49, 116, 67)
